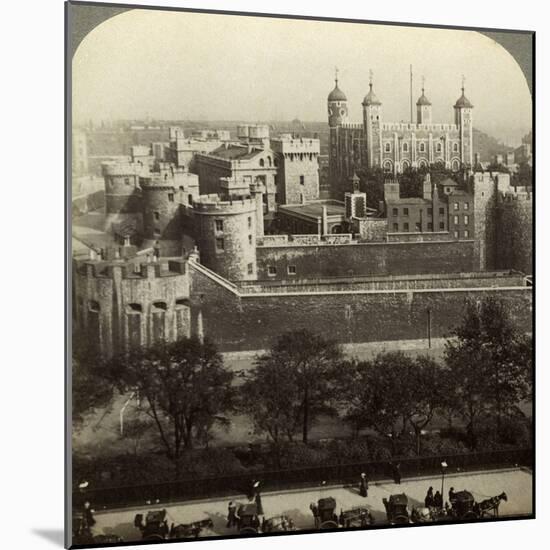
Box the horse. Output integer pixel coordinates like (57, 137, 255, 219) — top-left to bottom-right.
(475, 492, 508, 518)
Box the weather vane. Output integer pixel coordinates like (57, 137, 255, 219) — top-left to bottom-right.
(421, 75, 425, 91)
(461, 74, 466, 91)
(335, 66, 339, 83)
(369, 69, 373, 86)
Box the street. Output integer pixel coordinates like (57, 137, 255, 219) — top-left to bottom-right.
(91, 467, 532, 542)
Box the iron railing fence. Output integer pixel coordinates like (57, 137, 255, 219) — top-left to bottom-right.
(74, 447, 532, 511)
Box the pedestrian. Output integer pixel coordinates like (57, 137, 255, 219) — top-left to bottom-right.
(425, 486, 434, 508)
(82, 501, 96, 530)
(255, 490, 264, 516)
(448, 487, 457, 507)
(310, 502, 319, 528)
(433, 490, 443, 509)
(359, 472, 369, 497)
(392, 462, 401, 484)
(226, 501, 237, 528)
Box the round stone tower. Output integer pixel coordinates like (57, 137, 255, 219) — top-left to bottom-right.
(193, 196, 257, 281)
(102, 161, 144, 231)
(140, 173, 183, 257)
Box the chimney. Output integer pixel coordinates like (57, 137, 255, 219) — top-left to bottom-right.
(322, 205, 328, 236)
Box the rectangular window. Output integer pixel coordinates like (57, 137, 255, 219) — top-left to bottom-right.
(464, 202, 470, 210)
(392, 208, 398, 216)
(215, 220, 224, 232)
(154, 211, 160, 221)
(403, 208, 409, 216)
(453, 215, 459, 225)
(427, 222, 433, 230)
(439, 221, 445, 230)
(154, 227, 161, 237)
(415, 222, 421, 232)
(393, 223, 399, 231)
(248, 234, 253, 245)
(288, 265, 297, 275)
(453, 202, 459, 211)
(454, 230, 459, 238)
(168, 193, 174, 202)
(124, 177, 130, 185)
(439, 207, 445, 215)
(248, 216, 252, 228)
(427, 208, 433, 215)
(403, 222, 409, 232)
(464, 230, 470, 238)
(464, 214, 469, 225)
(247, 263, 253, 275)
(300, 175, 305, 185)
(268, 266, 277, 276)
(216, 238, 224, 250)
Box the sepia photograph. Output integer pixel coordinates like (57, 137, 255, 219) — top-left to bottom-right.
(67, 2, 534, 547)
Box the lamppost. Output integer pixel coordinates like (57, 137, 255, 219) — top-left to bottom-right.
(441, 460, 448, 504)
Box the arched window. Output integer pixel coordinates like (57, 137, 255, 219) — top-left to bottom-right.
(451, 159, 460, 172)
(453, 143, 459, 153)
(267, 156, 272, 167)
(402, 142, 409, 153)
(259, 158, 265, 168)
(436, 142, 443, 153)
(385, 142, 391, 153)
(383, 160, 393, 173)
(419, 142, 426, 153)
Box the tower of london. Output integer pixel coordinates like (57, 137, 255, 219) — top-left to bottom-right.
(328, 73, 474, 198)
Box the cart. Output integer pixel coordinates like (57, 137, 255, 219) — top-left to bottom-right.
(449, 491, 478, 520)
(237, 503, 261, 534)
(383, 493, 411, 524)
(317, 497, 339, 529)
(134, 509, 170, 540)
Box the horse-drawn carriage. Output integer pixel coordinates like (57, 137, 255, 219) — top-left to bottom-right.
(312, 497, 339, 529)
(237, 503, 261, 534)
(339, 506, 374, 528)
(448, 491, 478, 520)
(262, 515, 296, 533)
(383, 494, 411, 525)
(134, 509, 170, 540)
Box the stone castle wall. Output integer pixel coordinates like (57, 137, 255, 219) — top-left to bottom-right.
(255, 240, 476, 280)
(189, 262, 532, 352)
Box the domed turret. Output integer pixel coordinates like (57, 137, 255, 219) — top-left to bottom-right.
(416, 81, 432, 124)
(454, 91, 473, 109)
(362, 83, 382, 106)
(328, 69, 348, 128)
(328, 83, 347, 102)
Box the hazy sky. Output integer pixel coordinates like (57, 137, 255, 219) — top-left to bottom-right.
(73, 9, 531, 143)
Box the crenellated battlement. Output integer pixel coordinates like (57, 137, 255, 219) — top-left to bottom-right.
(270, 135, 320, 154)
(381, 122, 459, 132)
(340, 123, 364, 130)
(193, 195, 257, 214)
(73, 255, 187, 280)
(101, 161, 149, 177)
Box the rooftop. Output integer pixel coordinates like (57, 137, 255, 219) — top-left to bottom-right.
(209, 144, 264, 161)
(279, 201, 346, 220)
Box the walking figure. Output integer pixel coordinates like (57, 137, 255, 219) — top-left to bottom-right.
(226, 501, 238, 528)
(359, 472, 369, 497)
(425, 486, 434, 508)
(392, 463, 401, 485)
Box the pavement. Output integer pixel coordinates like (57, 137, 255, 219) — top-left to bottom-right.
(90, 467, 532, 543)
